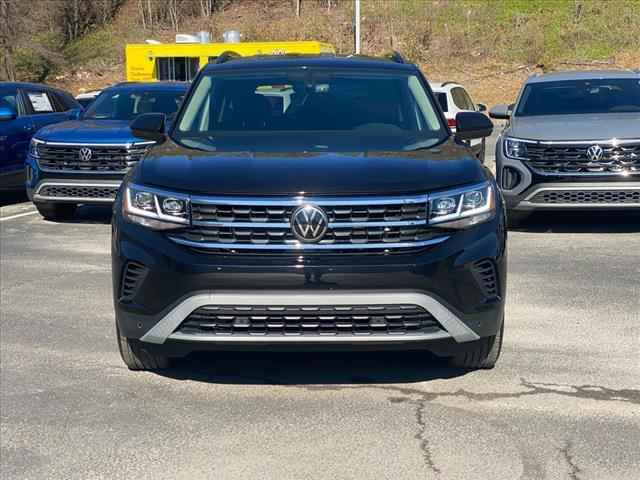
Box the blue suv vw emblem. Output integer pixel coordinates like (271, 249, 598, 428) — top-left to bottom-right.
(291, 204, 329, 243)
(586, 145, 604, 162)
(78, 147, 93, 162)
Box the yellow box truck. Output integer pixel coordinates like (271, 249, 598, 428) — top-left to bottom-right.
(125, 39, 335, 82)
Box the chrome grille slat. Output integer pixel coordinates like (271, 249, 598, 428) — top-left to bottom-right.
(522, 141, 640, 175)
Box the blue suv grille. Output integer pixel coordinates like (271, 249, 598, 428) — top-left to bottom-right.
(37, 143, 153, 172)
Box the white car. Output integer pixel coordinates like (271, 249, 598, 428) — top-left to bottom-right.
(431, 82, 487, 162)
(75, 90, 102, 109)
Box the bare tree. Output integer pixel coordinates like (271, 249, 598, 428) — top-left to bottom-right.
(0, 0, 17, 80)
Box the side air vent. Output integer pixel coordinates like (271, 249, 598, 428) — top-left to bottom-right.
(120, 262, 148, 302)
(472, 259, 499, 299)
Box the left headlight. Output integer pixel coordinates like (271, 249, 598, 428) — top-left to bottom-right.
(29, 138, 44, 158)
(428, 182, 495, 229)
(123, 183, 190, 230)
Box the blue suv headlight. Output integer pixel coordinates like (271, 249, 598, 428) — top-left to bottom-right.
(29, 138, 44, 158)
(428, 182, 495, 229)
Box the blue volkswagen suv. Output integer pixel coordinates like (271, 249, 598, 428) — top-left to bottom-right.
(26, 82, 187, 219)
(1, 82, 81, 191)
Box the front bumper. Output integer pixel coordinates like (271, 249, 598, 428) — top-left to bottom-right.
(496, 151, 640, 211)
(26, 154, 124, 204)
(112, 200, 507, 355)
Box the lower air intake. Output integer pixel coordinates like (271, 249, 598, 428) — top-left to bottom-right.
(176, 304, 442, 337)
(120, 262, 147, 302)
(472, 259, 499, 299)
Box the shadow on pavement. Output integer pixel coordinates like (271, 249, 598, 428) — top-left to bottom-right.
(158, 350, 470, 385)
(509, 210, 640, 234)
(38, 204, 113, 224)
(0, 191, 28, 207)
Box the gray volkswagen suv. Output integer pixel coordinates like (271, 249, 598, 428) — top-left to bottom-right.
(490, 70, 640, 223)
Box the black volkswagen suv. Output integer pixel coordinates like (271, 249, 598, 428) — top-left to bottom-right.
(112, 55, 506, 371)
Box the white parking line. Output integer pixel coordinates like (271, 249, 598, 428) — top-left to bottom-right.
(0, 210, 39, 222)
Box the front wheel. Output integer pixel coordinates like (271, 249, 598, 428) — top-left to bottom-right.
(450, 320, 503, 369)
(117, 325, 171, 371)
(35, 202, 77, 221)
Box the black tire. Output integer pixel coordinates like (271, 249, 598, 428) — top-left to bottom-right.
(35, 202, 77, 221)
(450, 320, 503, 369)
(507, 209, 531, 229)
(117, 325, 170, 371)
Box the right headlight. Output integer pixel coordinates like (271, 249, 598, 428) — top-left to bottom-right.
(123, 183, 190, 230)
(29, 138, 44, 158)
(503, 137, 529, 160)
(428, 182, 495, 229)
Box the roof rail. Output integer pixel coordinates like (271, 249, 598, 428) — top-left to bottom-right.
(387, 51, 405, 64)
(215, 51, 241, 64)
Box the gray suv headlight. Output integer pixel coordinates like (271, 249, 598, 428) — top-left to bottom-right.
(503, 137, 529, 160)
(428, 182, 495, 229)
(123, 183, 190, 230)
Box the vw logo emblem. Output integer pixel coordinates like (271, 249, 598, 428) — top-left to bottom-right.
(586, 145, 604, 162)
(78, 147, 93, 162)
(291, 204, 329, 243)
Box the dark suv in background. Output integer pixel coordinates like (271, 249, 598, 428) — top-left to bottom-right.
(26, 82, 187, 219)
(491, 70, 640, 223)
(112, 55, 506, 371)
(1, 82, 81, 191)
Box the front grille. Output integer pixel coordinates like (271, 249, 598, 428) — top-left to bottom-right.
(120, 262, 147, 301)
(472, 259, 499, 299)
(175, 304, 442, 337)
(170, 195, 447, 252)
(192, 203, 427, 223)
(529, 189, 640, 205)
(37, 143, 153, 172)
(523, 141, 640, 175)
(37, 184, 119, 200)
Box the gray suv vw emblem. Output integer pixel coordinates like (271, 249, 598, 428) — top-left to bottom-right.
(291, 204, 329, 243)
(78, 147, 93, 162)
(586, 145, 604, 162)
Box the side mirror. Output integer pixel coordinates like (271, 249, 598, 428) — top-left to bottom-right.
(476, 103, 487, 112)
(130, 113, 166, 142)
(68, 108, 82, 120)
(0, 106, 17, 121)
(489, 104, 511, 120)
(455, 112, 493, 140)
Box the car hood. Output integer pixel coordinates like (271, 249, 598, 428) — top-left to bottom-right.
(137, 139, 486, 196)
(509, 113, 640, 141)
(35, 120, 140, 144)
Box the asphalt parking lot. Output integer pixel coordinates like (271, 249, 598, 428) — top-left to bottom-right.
(1, 153, 639, 479)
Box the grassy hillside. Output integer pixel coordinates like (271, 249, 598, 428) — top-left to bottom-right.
(17, 0, 640, 105)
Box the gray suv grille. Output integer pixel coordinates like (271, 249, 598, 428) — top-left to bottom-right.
(37, 143, 153, 172)
(169, 195, 449, 252)
(529, 189, 640, 205)
(176, 304, 442, 337)
(524, 141, 640, 175)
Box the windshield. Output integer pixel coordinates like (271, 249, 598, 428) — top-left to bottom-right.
(84, 89, 184, 121)
(173, 68, 447, 151)
(515, 78, 640, 116)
